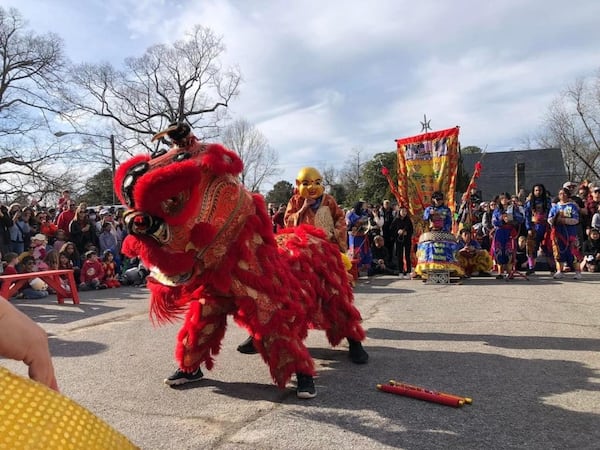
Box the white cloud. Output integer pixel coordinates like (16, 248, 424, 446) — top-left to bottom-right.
(3, 0, 600, 191)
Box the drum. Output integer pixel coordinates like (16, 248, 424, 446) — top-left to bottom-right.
(415, 231, 464, 278)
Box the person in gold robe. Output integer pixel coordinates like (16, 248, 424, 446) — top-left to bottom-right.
(284, 166, 348, 252)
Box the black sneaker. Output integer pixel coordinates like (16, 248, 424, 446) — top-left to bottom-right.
(348, 338, 369, 364)
(296, 373, 317, 399)
(164, 367, 203, 386)
(525, 269, 535, 275)
(237, 336, 258, 354)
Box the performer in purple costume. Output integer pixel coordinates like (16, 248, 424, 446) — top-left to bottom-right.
(523, 184, 554, 275)
(548, 187, 582, 279)
(492, 193, 524, 278)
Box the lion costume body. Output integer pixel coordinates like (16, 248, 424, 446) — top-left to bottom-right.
(115, 124, 365, 390)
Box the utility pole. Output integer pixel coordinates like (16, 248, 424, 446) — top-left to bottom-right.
(110, 134, 116, 205)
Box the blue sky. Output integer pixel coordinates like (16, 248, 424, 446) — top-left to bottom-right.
(5, 0, 600, 190)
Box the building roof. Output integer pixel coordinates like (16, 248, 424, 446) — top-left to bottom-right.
(461, 148, 566, 201)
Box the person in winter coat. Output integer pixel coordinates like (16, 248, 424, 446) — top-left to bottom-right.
(390, 206, 414, 279)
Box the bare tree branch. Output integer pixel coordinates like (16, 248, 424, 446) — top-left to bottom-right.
(63, 25, 241, 155)
(221, 119, 279, 192)
(0, 7, 79, 201)
(538, 71, 600, 182)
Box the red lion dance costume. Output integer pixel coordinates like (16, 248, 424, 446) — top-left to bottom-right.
(115, 123, 367, 399)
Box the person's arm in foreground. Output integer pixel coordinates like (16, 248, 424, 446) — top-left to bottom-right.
(0, 298, 58, 391)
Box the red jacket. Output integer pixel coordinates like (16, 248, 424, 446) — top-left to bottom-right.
(55, 210, 75, 237)
(81, 259, 104, 283)
(3, 265, 17, 275)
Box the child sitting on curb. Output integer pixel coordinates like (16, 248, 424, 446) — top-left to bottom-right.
(18, 255, 49, 299)
(102, 250, 121, 288)
(79, 250, 107, 290)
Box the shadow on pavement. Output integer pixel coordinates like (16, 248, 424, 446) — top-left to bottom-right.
(297, 345, 600, 449)
(48, 336, 109, 357)
(151, 341, 600, 449)
(7, 288, 146, 325)
(169, 378, 295, 403)
(7, 302, 128, 325)
(367, 328, 600, 351)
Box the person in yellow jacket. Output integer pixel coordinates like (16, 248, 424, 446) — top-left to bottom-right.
(0, 298, 137, 449)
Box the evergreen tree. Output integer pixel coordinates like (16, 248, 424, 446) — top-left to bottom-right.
(81, 168, 114, 205)
(265, 180, 294, 206)
(361, 152, 397, 204)
(329, 184, 348, 207)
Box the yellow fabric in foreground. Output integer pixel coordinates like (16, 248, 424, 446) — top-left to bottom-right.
(340, 252, 352, 272)
(0, 366, 137, 449)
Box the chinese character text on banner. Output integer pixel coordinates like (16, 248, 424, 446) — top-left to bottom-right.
(395, 126, 460, 221)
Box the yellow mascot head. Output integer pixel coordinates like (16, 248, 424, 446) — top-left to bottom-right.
(296, 167, 324, 200)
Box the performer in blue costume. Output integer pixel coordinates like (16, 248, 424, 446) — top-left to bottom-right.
(523, 183, 553, 275)
(548, 187, 582, 279)
(416, 191, 463, 278)
(492, 193, 524, 278)
(346, 200, 373, 272)
(423, 191, 452, 232)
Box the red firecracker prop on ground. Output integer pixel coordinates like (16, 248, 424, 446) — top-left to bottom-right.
(376, 380, 472, 408)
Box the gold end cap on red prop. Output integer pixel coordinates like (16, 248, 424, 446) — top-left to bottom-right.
(389, 379, 473, 404)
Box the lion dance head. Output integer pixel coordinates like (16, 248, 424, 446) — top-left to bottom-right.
(114, 123, 258, 319)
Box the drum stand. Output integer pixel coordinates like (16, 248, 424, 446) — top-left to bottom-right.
(425, 270, 451, 284)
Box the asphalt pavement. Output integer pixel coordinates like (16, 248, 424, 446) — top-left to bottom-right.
(2, 271, 600, 449)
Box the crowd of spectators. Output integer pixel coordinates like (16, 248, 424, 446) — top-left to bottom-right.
(267, 179, 600, 280)
(0, 190, 148, 299)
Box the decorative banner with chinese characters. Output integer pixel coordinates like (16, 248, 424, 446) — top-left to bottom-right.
(395, 126, 460, 221)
